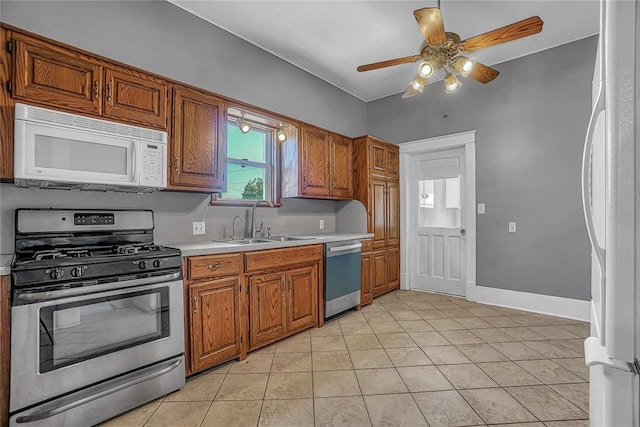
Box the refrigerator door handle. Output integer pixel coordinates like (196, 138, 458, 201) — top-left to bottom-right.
(584, 337, 634, 373)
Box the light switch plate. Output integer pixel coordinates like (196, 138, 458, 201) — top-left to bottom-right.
(193, 221, 206, 235)
(508, 222, 517, 233)
(477, 203, 485, 214)
(319, 219, 325, 230)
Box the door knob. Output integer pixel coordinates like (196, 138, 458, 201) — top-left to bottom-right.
(460, 229, 466, 236)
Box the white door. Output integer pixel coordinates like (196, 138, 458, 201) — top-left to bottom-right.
(410, 148, 466, 296)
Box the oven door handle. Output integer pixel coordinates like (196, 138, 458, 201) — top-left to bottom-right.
(15, 358, 182, 424)
(16, 271, 182, 302)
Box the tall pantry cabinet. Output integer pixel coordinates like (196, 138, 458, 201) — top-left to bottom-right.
(353, 136, 400, 299)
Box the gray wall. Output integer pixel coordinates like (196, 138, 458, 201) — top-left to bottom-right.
(0, 0, 367, 137)
(0, 184, 339, 254)
(367, 36, 597, 301)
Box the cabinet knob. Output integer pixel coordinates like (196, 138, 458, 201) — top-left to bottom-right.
(192, 296, 198, 313)
(174, 157, 179, 173)
(93, 80, 99, 99)
(208, 262, 224, 270)
(106, 82, 113, 102)
(281, 279, 285, 293)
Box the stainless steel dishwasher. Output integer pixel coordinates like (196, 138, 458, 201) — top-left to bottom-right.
(324, 240, 362, 319)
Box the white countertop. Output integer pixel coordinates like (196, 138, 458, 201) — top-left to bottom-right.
(0, 254, 13, 276)
(170, 232, 373, 257)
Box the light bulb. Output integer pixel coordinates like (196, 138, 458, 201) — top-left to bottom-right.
(444, 73, 462, 93)
(277, 127, 287, 142)
(409, 76, 427, 93)
(239, 113, 250, 133)
(417, 60, 435, 78)
(452, 56, 475, 77)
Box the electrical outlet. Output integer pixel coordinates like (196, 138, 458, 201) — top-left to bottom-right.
(192, 221, 206, 235)
(319, 219, 325, 230)
(508, 222, 517, 233)
(477, 203, 485, 214)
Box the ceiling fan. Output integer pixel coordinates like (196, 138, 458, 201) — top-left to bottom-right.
(356, 6, 543, 98)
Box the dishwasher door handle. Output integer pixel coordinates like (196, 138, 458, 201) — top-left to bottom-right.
(328, 243, 362, 253)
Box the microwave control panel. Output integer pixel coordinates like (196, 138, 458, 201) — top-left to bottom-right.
(139, 142, 166, 186)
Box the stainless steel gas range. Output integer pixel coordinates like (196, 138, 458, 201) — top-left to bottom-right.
(9, 209, 185, 427)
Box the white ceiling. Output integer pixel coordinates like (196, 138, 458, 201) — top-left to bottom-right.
(169, 1, 599, 101)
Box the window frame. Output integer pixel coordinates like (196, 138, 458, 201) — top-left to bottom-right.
(211, 113, 283, 206)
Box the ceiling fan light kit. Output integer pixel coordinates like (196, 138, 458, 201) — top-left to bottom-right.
(356, 6, 543, 98)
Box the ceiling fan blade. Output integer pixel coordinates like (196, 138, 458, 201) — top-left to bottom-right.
(460, 16, 543, 52)
(401, 84, 420, 98)
(414, 7, 447, 45)
(357, 55, 421, 72)
(468, 62, 500, 84)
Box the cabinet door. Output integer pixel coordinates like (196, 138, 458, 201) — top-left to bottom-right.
(286, 265, 318, 332)
(329, 134, 353, 199)
(369, 142, 387, 178)
(386, 148, 399, 180)
(371, 179, 387, 249)
(386, 181, 400, 247)
(372, 250, 388, 297)
(248, 272, 287, 350)
(189, 277, 241, 373)
(170, 85, 226, 191)
(12, 33, 103, 114)
(103, 67, 168, 129)
(360, 253, 373, 306)
(387, 247, 400, 291)
(300, 126, 330, 197)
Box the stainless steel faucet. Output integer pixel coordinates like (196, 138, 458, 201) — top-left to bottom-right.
(230, 215, 244, 240)
(251, 199, 273, 238)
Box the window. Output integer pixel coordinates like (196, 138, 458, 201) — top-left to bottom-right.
(213, 108, 288, 205)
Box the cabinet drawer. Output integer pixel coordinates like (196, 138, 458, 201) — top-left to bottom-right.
(244, 244, 322, 273)
(361, 238, 373, 253)
(187, 253, 241, 280)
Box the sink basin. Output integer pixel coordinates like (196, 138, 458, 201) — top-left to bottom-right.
(222, 238, 273, 245)
(267, 236, 315, 242)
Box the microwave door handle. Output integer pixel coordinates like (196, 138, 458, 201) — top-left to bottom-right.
(132, 142, 138, 182)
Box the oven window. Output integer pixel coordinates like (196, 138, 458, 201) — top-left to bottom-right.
(34, 135, 128, 175)
(39, 288, 169, 373)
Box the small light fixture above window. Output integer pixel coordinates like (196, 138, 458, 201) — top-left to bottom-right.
(276, 124, 288, 142)
(238, 112, 251, 133)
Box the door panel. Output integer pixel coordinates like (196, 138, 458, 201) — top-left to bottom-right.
(371, 179, 387, 249)
(287, 265, 317, 332)
(301, 126, 330, 196)
(372, 250, 388, 297)
(104, 68, 167, 129)
(248, 272, 286, 350)
(171, 85, 226, 191)
(360, 253, 372, 306)
(387, 247, 400, 290)
(369, 143, 387, 178)
(387, 181, 400, 246)
(189, 278, 240, 372)
(13, 33, 103, 114)
(386, 149, 399, 179)
(410, 149, 466, 296)
(329, 134, 353, 199)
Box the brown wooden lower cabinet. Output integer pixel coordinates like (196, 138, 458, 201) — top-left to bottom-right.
(360, 252, 373, 307)
(371, 246, 400, 297)
(1, 275, 10, 427)
(188, 277, 242, 373)
(248, 264, 319, 351)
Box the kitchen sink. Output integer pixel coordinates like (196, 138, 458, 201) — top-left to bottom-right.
(267, 236, 315, 242)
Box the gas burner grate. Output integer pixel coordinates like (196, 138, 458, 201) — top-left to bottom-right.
(34, 250, 68, 261)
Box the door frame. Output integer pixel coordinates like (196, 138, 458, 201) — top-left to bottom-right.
(398, 130, 477, 301)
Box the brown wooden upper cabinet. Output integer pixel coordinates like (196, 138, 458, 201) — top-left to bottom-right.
(169, 85, 227, 192)
(281, 125, 353, 200)
(369, 140, 399, 180)
(11, 32, 168, 129)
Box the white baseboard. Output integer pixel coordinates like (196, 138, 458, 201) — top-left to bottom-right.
(475, 285, 590, 322)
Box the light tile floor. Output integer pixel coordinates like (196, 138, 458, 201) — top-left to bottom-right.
(103, 289, 590, 427)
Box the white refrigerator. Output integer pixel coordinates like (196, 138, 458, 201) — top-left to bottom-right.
(582, 0, 639, 426)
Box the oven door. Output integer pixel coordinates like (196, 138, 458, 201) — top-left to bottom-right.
(14, 118, 139, 186)
(10, 278, 184, 413)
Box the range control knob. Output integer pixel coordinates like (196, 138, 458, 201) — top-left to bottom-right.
(138, 260, 147, 270)
(50, 268, 65, 280)
(153, 259, 161, 268)
(71, 266, 84, 278)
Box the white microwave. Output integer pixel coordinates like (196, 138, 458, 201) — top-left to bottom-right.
(14, 103, 168, 193)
